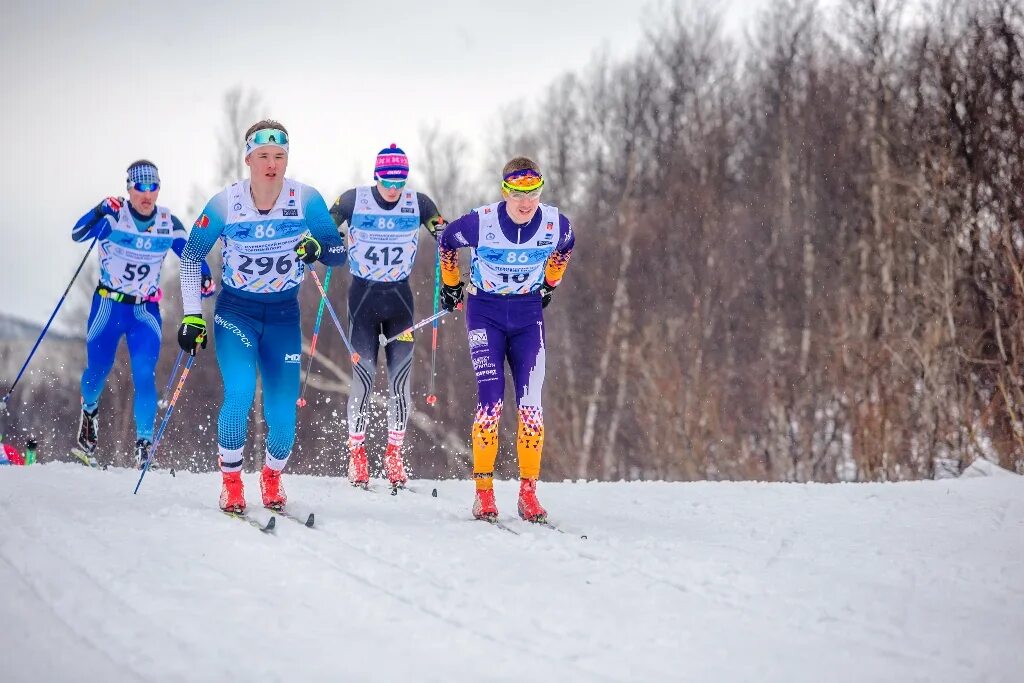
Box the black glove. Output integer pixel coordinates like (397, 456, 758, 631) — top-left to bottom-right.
(294, 235, 322, 263)
(177, 315, 208, 355)
(440, 282, 464, 312)
(539, 283, 556, 308)
(200, 274, 216, 298)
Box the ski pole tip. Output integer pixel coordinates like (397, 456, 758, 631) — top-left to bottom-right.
(296, 398, 307, 407)
(350, 352, 360, 364)
(426, 394, 437, 406)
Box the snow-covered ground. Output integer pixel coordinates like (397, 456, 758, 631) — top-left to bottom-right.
(1, 463, 1021, 683)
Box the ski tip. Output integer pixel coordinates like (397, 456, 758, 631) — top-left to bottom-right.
(305, 513, 315, 528)
(431, 488, 438, 498)
(263, 516, 276, 532)
(169, 468, 176, 477)
(391, 485, 399, 496)
(296, 397, 307, 408)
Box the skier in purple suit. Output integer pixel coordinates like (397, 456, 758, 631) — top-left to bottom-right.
(437, 156, 574, 523)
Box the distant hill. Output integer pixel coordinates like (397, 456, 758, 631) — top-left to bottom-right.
(0, 312, 82, 342)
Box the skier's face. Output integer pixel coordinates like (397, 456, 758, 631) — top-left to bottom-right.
(376, 178, 405, 203)
(246, 147, 289, 185)
(127, 185, 159, 215)
(504, 192, 542, 225)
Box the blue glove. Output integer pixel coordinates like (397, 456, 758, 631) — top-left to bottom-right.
(92, 197, 123, 239)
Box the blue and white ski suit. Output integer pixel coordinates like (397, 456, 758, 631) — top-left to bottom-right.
(179, 179, 347, 472)
(72, 202, 210, 441)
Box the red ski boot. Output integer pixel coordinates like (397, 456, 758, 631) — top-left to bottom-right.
(473, 488, 499, 521)
(220, 471, 246, 513)
(517, 478, 547, 523)
(260, 465, 287, 510)
(384, 443, 408, 488)
(348, 442, 369, 488)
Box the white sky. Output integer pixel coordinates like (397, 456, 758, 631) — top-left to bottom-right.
(0, 0, 764, 325)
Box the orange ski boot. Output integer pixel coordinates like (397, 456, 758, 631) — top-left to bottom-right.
(260, 465, 287, 510)
(384, 443, 408, 488)
(473, 487, 499, 522)
(517, 478, 547, 523)
(348, 442, 369, 488)
(219, 471, 246, 513)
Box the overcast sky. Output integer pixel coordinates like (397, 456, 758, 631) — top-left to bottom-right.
(1, 0, 766, 326)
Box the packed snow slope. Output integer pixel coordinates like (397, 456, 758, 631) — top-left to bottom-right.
(1, 463, 1021, 683)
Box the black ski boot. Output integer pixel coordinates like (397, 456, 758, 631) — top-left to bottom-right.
(135, 438, 155, 470)
(72, 407, 99, 467)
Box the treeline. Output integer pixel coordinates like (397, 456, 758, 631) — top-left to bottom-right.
(422, 0, 1024, 482)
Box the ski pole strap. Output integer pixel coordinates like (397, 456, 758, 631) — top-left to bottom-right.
(96, 285, 160, 305)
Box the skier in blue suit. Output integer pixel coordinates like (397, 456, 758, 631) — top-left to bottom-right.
(177, 120, 348, 513)
(71, 159, 212, 468)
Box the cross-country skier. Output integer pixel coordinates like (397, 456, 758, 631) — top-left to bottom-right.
(177, 120, 347, 513)
(71, 160, 213, 468)
(437, 156, 574, 523)
(329, 144, 446, 489)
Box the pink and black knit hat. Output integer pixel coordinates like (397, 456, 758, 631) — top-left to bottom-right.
(374, 143, 409, 180)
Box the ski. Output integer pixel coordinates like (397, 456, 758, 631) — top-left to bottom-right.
(389, 484, 439, 497)
(222, 510, 276, 533)
(478, 516, 520, 535)
(269, 509, 315, 528)
(70, 447, 98, 468)
(526, 519, 588, 540)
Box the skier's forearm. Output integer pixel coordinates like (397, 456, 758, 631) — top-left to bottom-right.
(439, 247, 461, 286)
(71, 208, 105, 242)
(544, 248, 573, 287)
(306, 190, 349, 267)
(180, 258, 204, 315)
(329, 189, 356, 229)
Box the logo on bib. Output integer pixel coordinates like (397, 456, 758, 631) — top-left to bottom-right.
(283, 209, 298, 216)
(469, 329, 488, 348)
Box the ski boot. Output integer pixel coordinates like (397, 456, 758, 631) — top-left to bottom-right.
(134, 439, 155, 470)
(72, 407, 99, 467)
(347, 442, 369, 488)
(384, 443, 408, 489)
(473, 488, 499, 522)
(260, 465, 287, 510)
(219, 471, 246, 513)
(517, 478, 547, 523)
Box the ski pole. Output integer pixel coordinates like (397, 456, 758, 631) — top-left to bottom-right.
(158, 349, 185, 410)
(297, 267, 333, 407)
(378, 303, 461, 349)
(134, 353, 196, 494)
(426, 253, 441, 406)
(1, 234, 99, 414)
(307, 267, 360, 364)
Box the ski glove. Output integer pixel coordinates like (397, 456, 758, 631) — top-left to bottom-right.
(200, 275, 216, 298)
(294, 235, 322, 264)
(440, 281, 464, 312)
(539, 283, 556, 309)
(177, 315, 207, 355)
(89, 196, 122, 239)
(97, 196, 123, 218)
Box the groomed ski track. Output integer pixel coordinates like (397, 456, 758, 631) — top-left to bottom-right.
(1, 463, 1021, 682)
